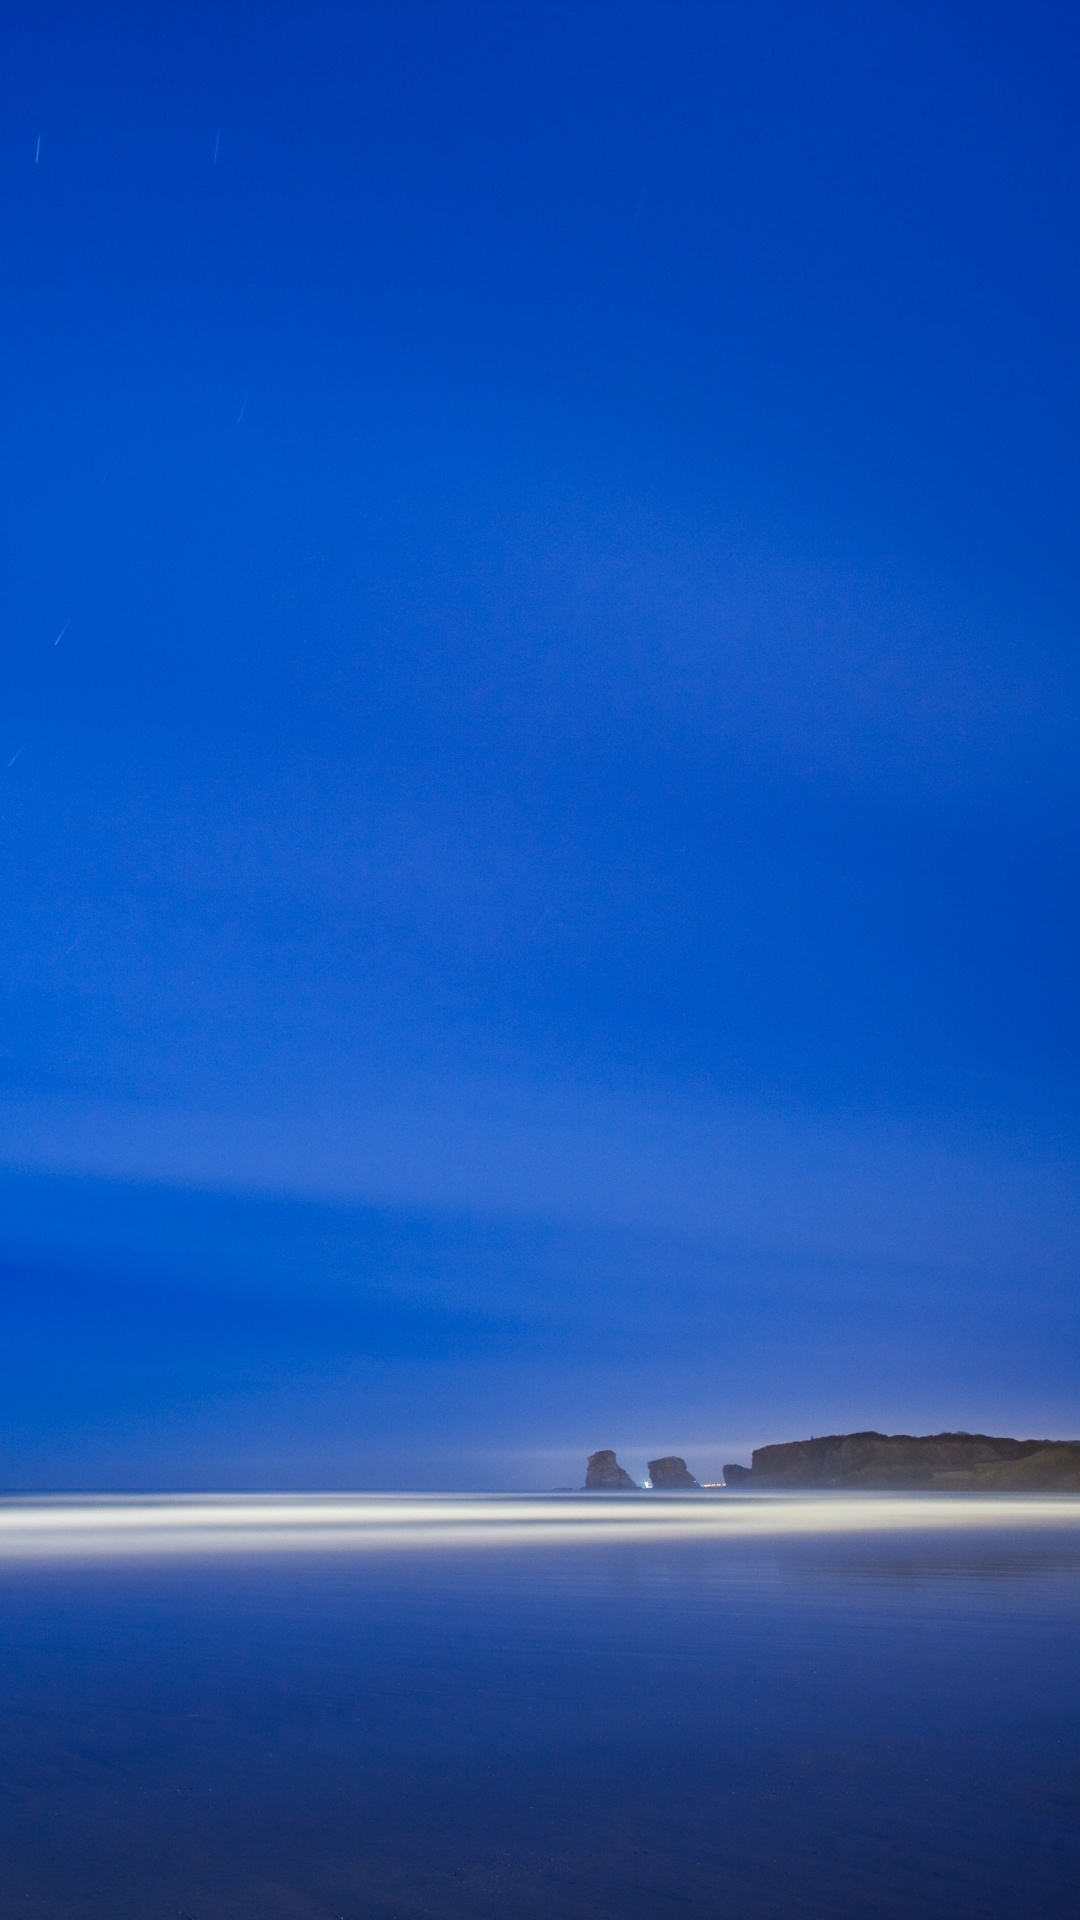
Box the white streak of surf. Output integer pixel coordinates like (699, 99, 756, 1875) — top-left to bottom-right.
(0, 1492, 1078, 1560)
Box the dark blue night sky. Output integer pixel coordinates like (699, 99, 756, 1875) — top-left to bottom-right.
(2, 2, 1078, 1488)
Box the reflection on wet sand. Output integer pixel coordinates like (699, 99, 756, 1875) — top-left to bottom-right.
(3, 1498, 1079, 1918)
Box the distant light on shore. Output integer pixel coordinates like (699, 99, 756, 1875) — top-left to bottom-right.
(1, 1492, 1079, 1561)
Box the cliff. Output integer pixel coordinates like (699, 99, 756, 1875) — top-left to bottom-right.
(722, 1431, 1080, 1492)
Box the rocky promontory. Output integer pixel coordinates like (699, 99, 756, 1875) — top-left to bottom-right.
(722, 1431, 1080, 1492)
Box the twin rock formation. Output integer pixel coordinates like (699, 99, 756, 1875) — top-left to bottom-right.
(585, 1432, 1080, 1493)
(585, 1450, 700, 1490)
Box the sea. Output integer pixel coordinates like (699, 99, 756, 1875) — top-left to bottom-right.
(1, 1492, 1078, 1918)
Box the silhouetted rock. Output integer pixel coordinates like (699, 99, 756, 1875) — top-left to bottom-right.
(722, 1462, 752, 1486)
(730, 1431, 1080, 1492)
(585, 1449, 639, 1490)
(648, 1456, 700, 1489)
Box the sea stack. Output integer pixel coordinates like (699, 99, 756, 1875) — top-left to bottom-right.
(648, 1456, 700, 1489)
(585, 1449, 639, 1490)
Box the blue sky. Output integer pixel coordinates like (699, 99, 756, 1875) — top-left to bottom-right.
(2, 2, 1078, 1487)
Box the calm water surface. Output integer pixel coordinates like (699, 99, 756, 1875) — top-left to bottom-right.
(2, 1500, 1079, 1918)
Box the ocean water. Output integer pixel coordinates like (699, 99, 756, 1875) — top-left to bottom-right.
(1, 1495, 1079, 1918)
